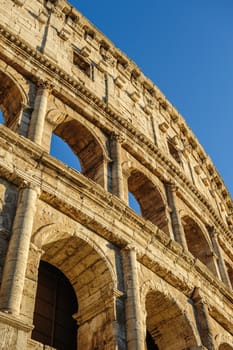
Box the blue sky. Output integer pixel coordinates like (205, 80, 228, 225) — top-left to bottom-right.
(67, 0, 233, 198)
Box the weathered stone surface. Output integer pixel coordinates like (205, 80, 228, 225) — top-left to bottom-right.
(0, 0, 232, 349)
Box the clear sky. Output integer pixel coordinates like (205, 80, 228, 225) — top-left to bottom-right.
(67, 0, 233, 198)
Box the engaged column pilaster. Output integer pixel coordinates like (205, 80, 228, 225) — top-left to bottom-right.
(0, 183, 39, 315)
(28, 80, 53, 145)
(165, 182, 188, 249)
(121, 245, 145, 350)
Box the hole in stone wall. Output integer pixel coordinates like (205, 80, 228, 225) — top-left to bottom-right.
(50, 133, 82, 172)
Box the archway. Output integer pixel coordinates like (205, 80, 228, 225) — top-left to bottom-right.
(145, 290, 198, 349)
(219, 344, 233, 350)
(181, 215, 218, 275)
(51, 119, 106, 187)
(31, 230, 119, 350)
(50, 133, 82, 172)
(225, 261, 233, 289)
(128, 169, 169, 234)
(0, 70, 24, 131)
(32, 261, 78, 350)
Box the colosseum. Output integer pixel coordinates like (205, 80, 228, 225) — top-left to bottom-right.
(0, 0, 232, 349)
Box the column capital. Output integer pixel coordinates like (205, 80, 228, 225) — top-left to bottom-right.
(36, 78, 54, 92)
(192, 287, 209, 306)
(19, 181, 41, 195)
(110, 131, 125, 144)
(207, 225, 218, 238)
(122, 243, 138, 253)
(165, 181, 178, 193)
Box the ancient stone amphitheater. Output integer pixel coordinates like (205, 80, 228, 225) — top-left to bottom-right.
(0, 0, 232, 349)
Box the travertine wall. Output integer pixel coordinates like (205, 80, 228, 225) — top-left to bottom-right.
(0, 0, 232, 349)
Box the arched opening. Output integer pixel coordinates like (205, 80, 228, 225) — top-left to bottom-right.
(219, 344, 233, 350)
(50, 133, 81, 172)
(0, 110, 3, 124)
(128, 170, 169, 234)
(145, 290, 198, 349)
(31, 233, 119, 349)
(182, 216, 217, 275)
(51, 119, 105, 187)
(32, 260, 78, 350)
(128, 191, 141, 215)
(225, 261, 233, 289)
(0, 71, 23, 131)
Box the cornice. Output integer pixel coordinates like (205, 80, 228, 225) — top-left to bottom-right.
(0, 23, 232, 241)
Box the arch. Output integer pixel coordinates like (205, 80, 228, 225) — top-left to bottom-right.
(128, 191, 141, 215)
(225, 261, 233, 288)
(50, 133, 82, 172)
(128, 169, 169, 234)
(181, 215, 217, 275)
(48, 110, 108, 188)
(31, 226, 119, 349)
(145, 289, 198, 349)
(0, 69, 28, 132)
(32, 260, 78, 350)
(219, 344, 233, 350)
(215, 334, 233, 350)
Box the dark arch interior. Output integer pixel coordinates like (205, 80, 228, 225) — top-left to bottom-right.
(145, 291, 197, 349)
(52, 119, 105, 186)
(225, 261, 233, 288)
(32, 261, 78, 350)
(181, 216, 217, 275)
(128, 170, 169, 234)
(50, 133, 82, 172)
(146, 330, 159, 350)
(0, 71, 22, 127)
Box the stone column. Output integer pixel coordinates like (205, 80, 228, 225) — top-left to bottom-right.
(28, 80, 52, 145)
(165, 182, 188, 249)
(110, 132, 124, 200)
(192, 288, 216, 350)
(208, 226, 231, 288)
(121, 245, 144, 350)
(0, 183, 39, 315)
(18, 103, 33, 137)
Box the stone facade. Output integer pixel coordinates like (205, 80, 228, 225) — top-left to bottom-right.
(0, 0, 232, 349)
